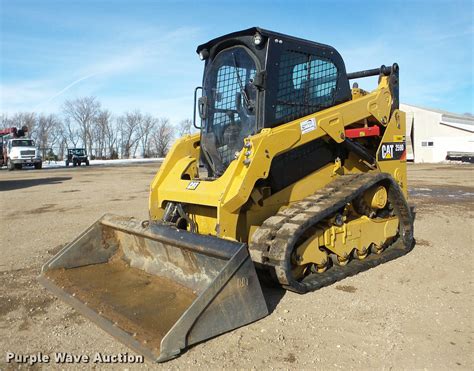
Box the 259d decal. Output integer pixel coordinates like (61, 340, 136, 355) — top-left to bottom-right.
(378, 142, 406, 161)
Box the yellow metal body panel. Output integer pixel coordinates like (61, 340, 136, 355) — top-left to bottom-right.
(148, 76, 407, 242)
(294, 228, 327, 266)
(322, 216, 399, 255)
(375, 110, 408, 197)
(296, 215, 399, 265)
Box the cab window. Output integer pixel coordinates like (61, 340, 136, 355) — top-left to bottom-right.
(276, 50, 338, 122)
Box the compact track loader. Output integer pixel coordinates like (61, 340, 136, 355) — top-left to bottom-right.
(40, 27, 414, 362)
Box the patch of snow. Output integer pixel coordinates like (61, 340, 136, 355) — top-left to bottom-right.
(43, 158, 164, 169)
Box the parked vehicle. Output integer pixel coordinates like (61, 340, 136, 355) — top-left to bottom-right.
(65, 148, 89, 167)
(446, 151, 474, 163)
(1, 127, 42, 170)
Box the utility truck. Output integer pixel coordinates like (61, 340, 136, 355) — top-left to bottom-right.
(0, 127, 42, 170)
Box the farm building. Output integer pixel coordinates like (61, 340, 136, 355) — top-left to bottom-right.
(401, 103, 474, 163)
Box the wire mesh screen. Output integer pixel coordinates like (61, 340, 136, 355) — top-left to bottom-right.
(215, 66, 255, 110)
(211, 65, 255, 167)
(276, 50, 338, 122)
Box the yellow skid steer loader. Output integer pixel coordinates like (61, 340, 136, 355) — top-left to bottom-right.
(40, 27, 414, 362)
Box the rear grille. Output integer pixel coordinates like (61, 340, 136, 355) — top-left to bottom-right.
(20, 150, 35, 156)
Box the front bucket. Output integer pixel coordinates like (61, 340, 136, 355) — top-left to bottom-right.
(39, 214, 268, 362)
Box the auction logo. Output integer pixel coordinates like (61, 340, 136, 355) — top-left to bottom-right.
(6, 352, 144, 365)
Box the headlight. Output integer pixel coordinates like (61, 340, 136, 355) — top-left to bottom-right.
(253, 32, 263, 45)
(199, 49, 209, 61)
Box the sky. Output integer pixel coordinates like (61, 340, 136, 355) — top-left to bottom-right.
(1, 0, 473, 124)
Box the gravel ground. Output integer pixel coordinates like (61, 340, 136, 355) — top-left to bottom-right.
(0, 162, 473, 370)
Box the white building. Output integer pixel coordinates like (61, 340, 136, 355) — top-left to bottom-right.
(401, 103, 474, 163)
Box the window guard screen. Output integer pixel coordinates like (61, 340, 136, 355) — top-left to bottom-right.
(214, 66, 256, 111)
(201, 47, 258, 175)
(211, 63, 256, 168)
(276, 50, 338, 123)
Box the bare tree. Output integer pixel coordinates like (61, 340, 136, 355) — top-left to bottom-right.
(0, 113, 11, 129)
(93, 109, 113, 159)
(62, 97, 100, 153)
(103, 114, 119, 159)
(176, 118, 193, 137)
(1, 105, 182, 161)
(57, 135, 68, 160)
(35, 114, 61, 157)
(118, 110, 142, 158)
(152, 117, 174, 157)
(62, 117, 79, 148)
(8, 112, 36, 133)
(138, 114, 156, 157)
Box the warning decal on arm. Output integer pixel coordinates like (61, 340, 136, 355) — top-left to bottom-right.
(300, 118, 317, 135)
(186, 181, 200, 190)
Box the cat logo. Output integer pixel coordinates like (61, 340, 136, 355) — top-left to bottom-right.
(378, 142, 406, 161)
(381, 144, 394, 159)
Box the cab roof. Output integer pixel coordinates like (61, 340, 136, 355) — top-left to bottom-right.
(196, 27, 338, 55)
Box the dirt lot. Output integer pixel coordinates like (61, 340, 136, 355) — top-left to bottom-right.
(1, 163, 473, 369)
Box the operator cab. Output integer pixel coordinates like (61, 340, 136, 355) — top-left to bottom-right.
(196, 27, 351, 177)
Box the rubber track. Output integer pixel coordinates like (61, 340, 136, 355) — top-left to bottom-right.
(249, 172, 414, 293)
